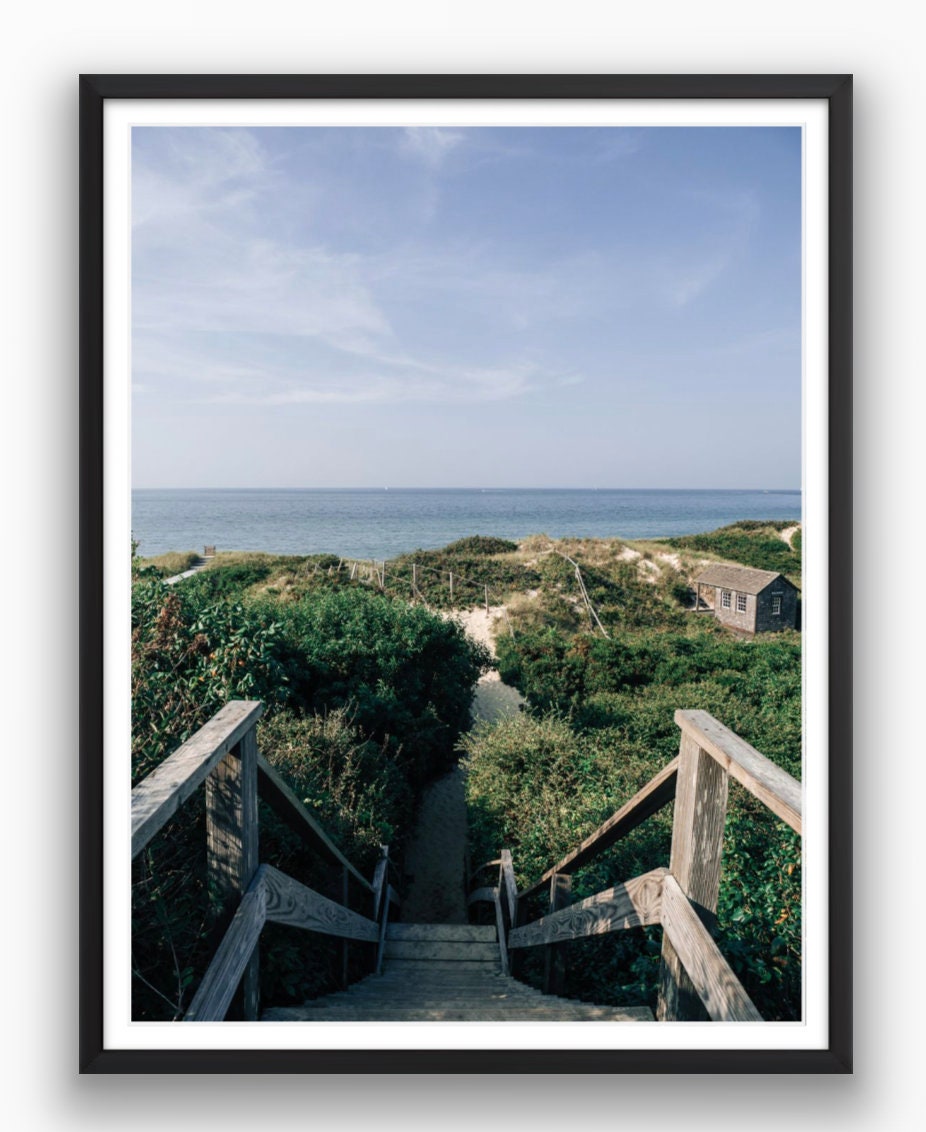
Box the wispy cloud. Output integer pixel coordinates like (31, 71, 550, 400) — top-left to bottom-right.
(652, 188, 761, 306)
(593, 130, 646, 163)
(132, 128, 620, 407)
(658, 252, 734, 306)
(400, 127, 464, 169)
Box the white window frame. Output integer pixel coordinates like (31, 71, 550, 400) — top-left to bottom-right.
(736, 592, 748, 613)
(771, 593, 783, 616)
(720, 589, 731, 609)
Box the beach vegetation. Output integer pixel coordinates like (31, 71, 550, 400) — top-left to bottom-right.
(131, 565, 488, 1019)
(131, 521, 802, 1022)
(660, 520, 801, 583)
(461, 526, 801, 1021)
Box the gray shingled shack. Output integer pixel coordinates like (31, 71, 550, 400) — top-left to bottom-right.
(694, 563, 798, 634)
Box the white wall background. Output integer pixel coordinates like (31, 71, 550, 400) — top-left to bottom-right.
(1, 1, 921, 1127)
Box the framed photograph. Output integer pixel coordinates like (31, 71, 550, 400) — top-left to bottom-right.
(80, 74, 852, 1073)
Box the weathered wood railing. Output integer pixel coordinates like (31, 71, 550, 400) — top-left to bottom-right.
(131, 700, 400, 1021)
(469, 709, 801, 1022)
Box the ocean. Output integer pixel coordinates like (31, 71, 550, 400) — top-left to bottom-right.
(131, 488, 801, 561)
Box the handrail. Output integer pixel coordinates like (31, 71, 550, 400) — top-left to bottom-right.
(659, 876, 762, 1022)
(471, 709, 801, 1023)
(256, 755, 373, 892)
(509, 868, 667, 948)
(675, 710, 802, 833)
(132, 700, 392, 1022)
(132, 700, 264, 858)
(518, 757, 680, 902)
(186, 863, 381, 1022)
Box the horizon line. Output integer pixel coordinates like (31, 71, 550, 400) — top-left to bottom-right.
(132, 485, 802, 493)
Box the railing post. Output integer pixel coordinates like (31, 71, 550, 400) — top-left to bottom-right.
(542, 872, 572, 995)
(656, 728, 729, 1021)
(206, 721, 260, 1020)
(371, 845, 390, 974)
(340, 865, 350, 989)
(497, 849, 517, 975)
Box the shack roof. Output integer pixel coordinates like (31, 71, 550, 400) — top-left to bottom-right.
(694, 564, 794, 595)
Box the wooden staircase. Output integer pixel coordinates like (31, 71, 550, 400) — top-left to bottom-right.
(262, 923, 652, 1021)
(132, 702, 800, 1025)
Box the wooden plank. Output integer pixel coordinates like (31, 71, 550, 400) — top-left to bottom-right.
(382, 941, 500, 963)
(519, 758, 679, 901)
(660, 875, 763, 1022)
(676, 709, 801, 833)
(261, 865, 379, 942)
(132, 701, 264, 858)
(375, 868, 391, 976)
(340, 865, 349, 990)
(493, 894, 510, 976)
(467, 886, 498, 906)
(499, 849, 518, 926)
(657, 732, 728, 1022)
(256, 755, 372, 891)
(265, 1005, 654, 1022)
(185, 869, 268, 1022)
(543, 872, 572, 995)
(206, 724, 259, 1019)
(378, 959, 502, 978)
(371, 850, 388, 922)
(510, 868, 667, 948)
(386, 924, 497, 943)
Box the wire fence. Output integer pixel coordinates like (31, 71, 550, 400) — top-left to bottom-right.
(318, 550, 610, 640)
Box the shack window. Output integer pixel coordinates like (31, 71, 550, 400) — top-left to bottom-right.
(721, 590, 731, 608)
(736, 593, 747, 613)
(771, 594, 782, 616)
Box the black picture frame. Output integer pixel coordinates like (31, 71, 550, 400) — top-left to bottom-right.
(79, 72, 852, 1074)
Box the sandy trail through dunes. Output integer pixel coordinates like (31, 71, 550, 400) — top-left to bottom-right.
(400, 605, 525, 922)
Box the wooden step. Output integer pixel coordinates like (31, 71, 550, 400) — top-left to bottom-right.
(311, 988, 548, 1006)
(382, 940, 500, 963)
(263, 1004, 654, 1022)
(386, 923, 496, 943)
(259, 921, 653, 1023)
(380, 958, 501, 972)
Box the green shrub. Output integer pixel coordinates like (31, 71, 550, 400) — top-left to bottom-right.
(466, 616, 802, 1019)
(258, 708, 413, 875)
(131, 579, 287, 784)
(264, 587, 491, 791)
(663, 521, 801, 581)
(130, 574, 489, 1019)
(442, 535, 519, 554)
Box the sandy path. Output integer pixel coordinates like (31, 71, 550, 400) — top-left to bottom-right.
(400, 605, 525, 922)
(780, 524, 800, 546)
(400, 766, 469, 923)
(453, 604, 526, 723)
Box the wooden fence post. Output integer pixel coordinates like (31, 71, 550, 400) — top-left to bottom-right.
(656, 729, 729, 1021)
(485, 584, 490, 614)
(542, 872, 572, 996)
(206, 723, 260, 1020)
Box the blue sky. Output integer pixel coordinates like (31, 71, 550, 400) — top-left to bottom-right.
(132, 125, 801, 488)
